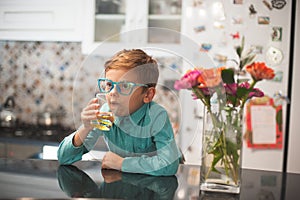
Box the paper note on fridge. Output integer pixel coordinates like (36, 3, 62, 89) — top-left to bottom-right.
(250, 105, 277, 144)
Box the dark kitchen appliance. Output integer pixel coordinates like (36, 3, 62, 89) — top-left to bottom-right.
(0, 96, 17, 128)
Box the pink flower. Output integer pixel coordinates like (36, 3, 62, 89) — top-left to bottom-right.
(239, 82, 250, 89)
(248, 88, 264, 98)
(174, 69, 201, 90)
(224, 83, 238, 96)
(239, 82, 264, 98)
(191, 93, 198, 100)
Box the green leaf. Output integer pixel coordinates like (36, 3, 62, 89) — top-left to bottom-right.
(226, 140, 239, 166)
(236, 87, 250, 98)
(236, 46, 242, 58)
(227, 95, 237, 106)
(221, 69, 235, 84)
(241, 36, 245, 49)
(240, 54, 256, 69)
(236, 37, 245, 58)
(209, 147, 224, 173)
(276, 108, 283, 132)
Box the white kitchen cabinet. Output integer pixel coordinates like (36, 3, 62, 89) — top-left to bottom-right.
(0, 0, 83, 42)
(81, 0, 182, 55)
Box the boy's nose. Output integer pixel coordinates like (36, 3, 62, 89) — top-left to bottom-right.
(109, 86, 118, 96)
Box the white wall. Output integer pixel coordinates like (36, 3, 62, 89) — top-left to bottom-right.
(287, 1, 300, 173)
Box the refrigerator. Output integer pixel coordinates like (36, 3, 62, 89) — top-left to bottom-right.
(179, 0, 293, 172)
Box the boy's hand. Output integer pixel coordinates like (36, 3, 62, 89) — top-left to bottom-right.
(81, 98, 100, 131)
(101, 169, 122, 183)
(73, 98, 100, 147)
(102, 151, 124, 171)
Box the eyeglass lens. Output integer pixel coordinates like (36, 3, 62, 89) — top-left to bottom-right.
(99, 79, 135, 95)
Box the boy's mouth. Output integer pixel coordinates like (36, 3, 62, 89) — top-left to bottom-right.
(109, 101, 120, 108)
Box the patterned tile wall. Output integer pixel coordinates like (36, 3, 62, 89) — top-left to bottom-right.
(0, 41, 182, 130)
(0, 41, 84, 128)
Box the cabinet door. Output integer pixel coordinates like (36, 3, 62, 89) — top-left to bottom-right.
(0, 0, 83, 41)
(82, 0, 127, 54)
(81, 0, 183, 55)
(94, 0, 126, 42)
(147, 0, 182, 43)
(125, 0, 182, 44)
(93, 0, 149, 44)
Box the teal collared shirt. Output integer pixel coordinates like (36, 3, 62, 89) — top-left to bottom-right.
(57, 102, 180, 176)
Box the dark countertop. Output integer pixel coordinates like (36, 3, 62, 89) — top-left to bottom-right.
(0, 158, 299, 199)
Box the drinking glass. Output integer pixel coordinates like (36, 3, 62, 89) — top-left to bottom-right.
(90, 93, 114, 131)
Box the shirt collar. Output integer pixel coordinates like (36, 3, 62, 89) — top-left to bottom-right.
(114, 103, 148, 126)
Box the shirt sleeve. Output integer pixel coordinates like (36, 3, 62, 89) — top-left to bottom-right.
(121, 110, 181, 176)
(57, 128, 103, 164)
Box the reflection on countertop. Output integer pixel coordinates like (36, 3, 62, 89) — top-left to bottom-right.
(0, 158, 300, 199)
(58, 165, 178, 199)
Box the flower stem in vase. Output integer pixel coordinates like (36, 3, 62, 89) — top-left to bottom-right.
(173, 46, 275, 194)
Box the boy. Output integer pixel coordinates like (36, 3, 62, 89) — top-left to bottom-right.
(57, 49, 181, 176)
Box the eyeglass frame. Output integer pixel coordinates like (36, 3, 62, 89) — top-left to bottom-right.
(97, 78, 149, 96)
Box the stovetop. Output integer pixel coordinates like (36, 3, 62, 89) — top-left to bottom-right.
(0, 122, 75, 143)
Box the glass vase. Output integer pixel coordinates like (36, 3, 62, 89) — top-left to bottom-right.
(200, 106, 243, 194)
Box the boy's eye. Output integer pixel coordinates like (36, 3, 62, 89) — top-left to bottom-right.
(106, 81, 112, 87)
(120, 82, 132, 90)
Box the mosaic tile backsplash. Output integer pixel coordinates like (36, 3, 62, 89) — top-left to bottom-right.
(0, 41, 181, 130)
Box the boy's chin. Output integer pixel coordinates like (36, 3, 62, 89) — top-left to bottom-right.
(110, 109, 129, 117)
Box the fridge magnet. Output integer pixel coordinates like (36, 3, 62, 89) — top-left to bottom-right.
(271, 0, 286, 9)
(263, 0, 273, 10)
(265, 46, 283, 65)
(273, 91, 290, 107)
(272, 71, 283, 82)
(271, 27, 282, 41)
(245, 96, 283, 149)
(249, 4, 257, 16)
(213, 54, 227, 63)
(258, 16, 270, 25)
(213, 21, 225, 29)
(199, 43, 212, 52)
(193, 25, 205, 33)
(233, 0, 243, 5)
(251, 45, 263, 54)
(170, 63, 179, 71)
(230, 31, 240, 39)
(193, 0, 203, 7)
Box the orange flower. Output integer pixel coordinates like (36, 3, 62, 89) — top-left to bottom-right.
(245, 62, 275, 81)
(197, 67, 224, 88)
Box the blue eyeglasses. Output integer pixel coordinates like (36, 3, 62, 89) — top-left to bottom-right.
(98, 78, 148, 96)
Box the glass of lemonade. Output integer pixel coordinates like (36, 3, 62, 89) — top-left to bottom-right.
(90, 93, 114, 131)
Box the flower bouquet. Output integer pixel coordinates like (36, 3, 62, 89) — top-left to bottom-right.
(174, 37, 275, 194)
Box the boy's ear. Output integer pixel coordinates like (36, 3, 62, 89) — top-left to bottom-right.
(143, 87, 156, 103)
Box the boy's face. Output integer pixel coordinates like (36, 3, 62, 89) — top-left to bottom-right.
(105, 69, 147, 117)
